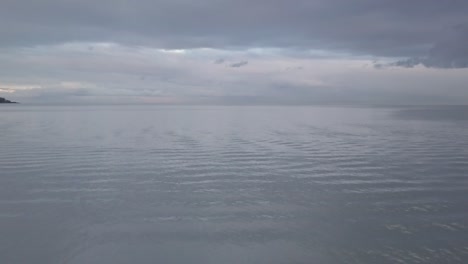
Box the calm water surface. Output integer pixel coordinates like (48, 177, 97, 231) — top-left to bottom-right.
(1, 105, 467, 263)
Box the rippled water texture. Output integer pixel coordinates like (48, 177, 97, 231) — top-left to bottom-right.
(1, 105, 467, 263)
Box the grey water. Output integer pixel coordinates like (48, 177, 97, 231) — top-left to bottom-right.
(1, 105, 467, 263)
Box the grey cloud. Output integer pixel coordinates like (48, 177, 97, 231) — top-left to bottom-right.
(214, 58, 225, 64)
(1, 0, 468, 65)
(230, 61, 248, 68)
(388, 24, 468, 68)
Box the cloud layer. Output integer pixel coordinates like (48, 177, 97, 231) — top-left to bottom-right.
(1, 43, 467, 104)
(2, 1, 468, 55)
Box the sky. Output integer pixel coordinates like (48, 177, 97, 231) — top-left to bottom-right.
(1, 0, 467, 105)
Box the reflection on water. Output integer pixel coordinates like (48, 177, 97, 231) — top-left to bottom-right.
(0, 105, 467, 263)
(394, 105, 468, 121)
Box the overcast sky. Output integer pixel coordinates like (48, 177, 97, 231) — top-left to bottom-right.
(1, 0, 467, 104)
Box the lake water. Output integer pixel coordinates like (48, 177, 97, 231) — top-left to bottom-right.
(1, 105, 467, 263)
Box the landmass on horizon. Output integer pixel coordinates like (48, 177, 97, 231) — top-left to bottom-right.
(0, 97, 18, 103)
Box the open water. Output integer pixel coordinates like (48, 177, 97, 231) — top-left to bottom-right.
(1, 105, 467, 263)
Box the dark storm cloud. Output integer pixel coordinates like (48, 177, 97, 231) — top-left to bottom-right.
(230, 61, 248, 68)
(1, 0, 468, 68)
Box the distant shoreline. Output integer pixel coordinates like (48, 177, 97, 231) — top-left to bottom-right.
(0, 97, 18, 104)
